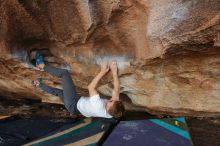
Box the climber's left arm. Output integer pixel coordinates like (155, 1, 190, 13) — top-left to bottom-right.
(88, 62, 109, 97)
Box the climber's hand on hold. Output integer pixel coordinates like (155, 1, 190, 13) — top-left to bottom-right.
(100, 62, 110, 74)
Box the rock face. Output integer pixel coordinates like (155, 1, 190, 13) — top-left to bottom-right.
(0, 0, 220, 116)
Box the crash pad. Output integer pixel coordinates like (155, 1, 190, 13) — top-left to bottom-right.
(0, 117, 78, 146)
(103, 117, 194, 146)
(24, 118, 113, 146)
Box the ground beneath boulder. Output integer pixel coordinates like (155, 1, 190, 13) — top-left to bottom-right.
(0, 97, 219, 146)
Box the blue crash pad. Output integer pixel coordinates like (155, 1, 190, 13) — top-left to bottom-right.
(103, 117, 193, 146)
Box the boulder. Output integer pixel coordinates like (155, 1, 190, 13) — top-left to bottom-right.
(0, 0, 220, 116)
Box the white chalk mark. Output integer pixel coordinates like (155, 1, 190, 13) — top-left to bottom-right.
(122, 134, 133, 141)
(96, 55, 130, 70)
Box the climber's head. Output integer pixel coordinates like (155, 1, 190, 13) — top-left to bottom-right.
(106, 99, 125, 118)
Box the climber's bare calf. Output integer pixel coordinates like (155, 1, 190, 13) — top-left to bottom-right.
(37, 64, 45, 70)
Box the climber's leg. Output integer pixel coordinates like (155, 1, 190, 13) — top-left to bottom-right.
(39, 83, 64, 102)
(43, 65, 81, 114)
(35, 51, 80, 114)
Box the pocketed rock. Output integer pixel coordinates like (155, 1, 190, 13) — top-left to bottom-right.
(0, 0, 219, 116)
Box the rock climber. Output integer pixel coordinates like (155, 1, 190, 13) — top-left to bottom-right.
(32, 52, 125, 118)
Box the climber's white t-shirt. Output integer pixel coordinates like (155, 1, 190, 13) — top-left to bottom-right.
(77, 94, 112, 118)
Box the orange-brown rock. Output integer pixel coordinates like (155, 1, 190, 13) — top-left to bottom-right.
(0, 0, 220, 116)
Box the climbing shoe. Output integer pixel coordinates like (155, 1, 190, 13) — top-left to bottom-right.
(35, 52, 45, 66)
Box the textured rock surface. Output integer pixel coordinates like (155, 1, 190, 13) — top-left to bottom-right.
(0, 0, 220, 116)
